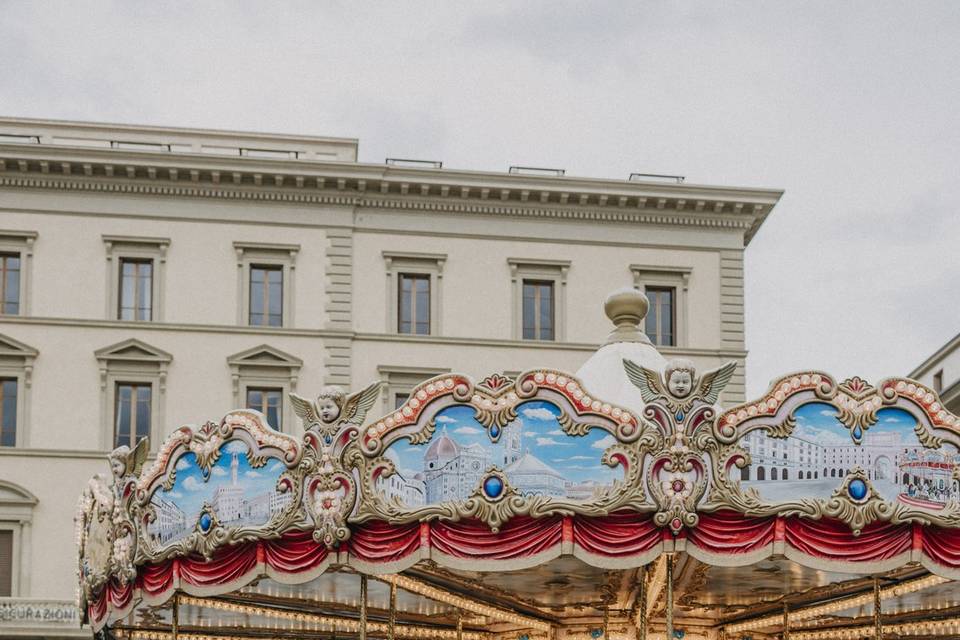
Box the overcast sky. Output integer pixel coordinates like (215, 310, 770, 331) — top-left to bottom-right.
(2, 1, 958, 395)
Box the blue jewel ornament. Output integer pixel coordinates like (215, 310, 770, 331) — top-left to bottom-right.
(591, 630, 603, 639)
(852, 426, 862, 442)
(676, 410, 685, 422)
(849, 479, 868, 501)
(199, 512, 212, 533)
(483, 475, 504, 499)
(324, 434, 333, 445)
(490, 424, 501, 439)
(518, 636, 529, 640)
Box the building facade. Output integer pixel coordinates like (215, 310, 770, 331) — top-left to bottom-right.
(910, 332, 960, 416)
(0, 117, 781, 637)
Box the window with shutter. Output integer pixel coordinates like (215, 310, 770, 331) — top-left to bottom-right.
(0, 529, 12, 596)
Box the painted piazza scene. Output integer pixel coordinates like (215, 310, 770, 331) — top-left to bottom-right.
(377, 400, 623, 506)
(146, 440, 290, 546)
(737, 403, 960, 509)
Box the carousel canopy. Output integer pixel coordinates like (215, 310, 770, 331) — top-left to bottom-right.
(76, 291, 960, 640)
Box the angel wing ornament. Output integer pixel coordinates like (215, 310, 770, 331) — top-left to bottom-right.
(291, 381, 383, 443)
(624, 357, 737, 422)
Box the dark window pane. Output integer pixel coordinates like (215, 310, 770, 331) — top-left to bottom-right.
(115, 385, 132, 447)
(135, 386, 152, 442)
(247, 387, 282, 430)
(0, 379, 16, 447)
(394, 393, 410, 410)
(0, 530, 12, 596)
(522, 280, 554, 341)
(1, 254, 21, 315)
(398, 274, 430, 335)
(250, 266, 283, 326)
(119, 259, 153, 321)
(645, 286, 675, 346)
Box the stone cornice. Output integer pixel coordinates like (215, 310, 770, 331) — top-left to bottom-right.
(0, 141, 782, 244)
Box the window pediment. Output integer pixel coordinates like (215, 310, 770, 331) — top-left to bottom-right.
(0, 334, 38, 361)
(0, 480, 38, 508)
(94, 338, 172, 365)
(227, 344, 302, 370)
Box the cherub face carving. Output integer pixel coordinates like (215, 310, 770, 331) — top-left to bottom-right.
(667, 370, 693, 398)
(318, 398, 341, 423)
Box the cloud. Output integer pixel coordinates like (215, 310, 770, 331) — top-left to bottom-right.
(819, 409, 838, 418)
(435, 415, 457, 424)
(211, 466, 227, 477)
(167, 491, 183, 499)
(245, 470, 261, 479)
(454, 426, 481, 435)
(592, 435, 617, 450)
(224, 440, 247, 454)
(175, 458, 191, 471)
(183, 476, 203, 492)
(268, 460, 283, 472)
(547, 429, 566, 436)
(567, 455, 594, 461)
(522, 407, 555, 421)
(536, 437, 573, 447)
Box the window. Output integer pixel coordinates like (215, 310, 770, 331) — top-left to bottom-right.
(383, 252, 446, 336)
(394, 393, 410, 410)
(228, 345, 302, 433)
(0, 254, 20, 315)
(631, 264, 691, 348)
(114, 383, 151, 449)
(0, 379, 16, 447)
(398, 274, 430, 335)
(103, 235, 168, 321)
(0, 529, 11, 596)
(96, 338, 171, 451)
(247, 387, 283, 430)
(934, 370, 944, 394)
(645, 286, 675, 347)
(522, 280, 555, 340)
(118, 259, 153, 321)
(0, 334, 36, 448)
(508, 258, 569, 341)
(0, 480, 37, 597)
(0, 231, 36, 316)
(249, 265, 283, 327)
(234, 242, 299, 328)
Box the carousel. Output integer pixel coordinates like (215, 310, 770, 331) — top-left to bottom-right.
(76, 289, 960, 640)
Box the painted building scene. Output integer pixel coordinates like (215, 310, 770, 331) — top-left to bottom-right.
(146, 440, 290, 545)
(738, 403, 960, 508)
(377, 400, 622, 506)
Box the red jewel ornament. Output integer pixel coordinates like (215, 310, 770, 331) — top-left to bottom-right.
(671, 518, 683, 531)
(672, 480, 685, 493)
(323, 498, 332, 509)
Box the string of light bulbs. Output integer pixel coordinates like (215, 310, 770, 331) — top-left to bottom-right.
(172, 594, 490, 640)
(377, 574, 553, 632)
(724, 573, 949, 633)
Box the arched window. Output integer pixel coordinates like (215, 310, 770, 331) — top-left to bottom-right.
(783, 469, 789, 480)
(903, 472, 910, 485)
(831, 469, 836, 478)
(740, 466, 750, 481)
(772, 467, 779, 481)
(824, 467, 828, 478)
(814, 471, 818, 479)
(757, 467, 766, 481)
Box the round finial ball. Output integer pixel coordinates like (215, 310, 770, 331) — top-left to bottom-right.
(604, 287, 649, 326)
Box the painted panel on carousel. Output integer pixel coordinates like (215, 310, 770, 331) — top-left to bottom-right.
(134, 412, 303, 559)
(351, 371, 661, 531)
(707, 374, 960, 532)
(734, 402, 959, 508)
(145, 442, 291, 546)
(376, 400, 624, 508)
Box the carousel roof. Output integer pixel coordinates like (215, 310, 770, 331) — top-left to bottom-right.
(75, 289, 960, 640)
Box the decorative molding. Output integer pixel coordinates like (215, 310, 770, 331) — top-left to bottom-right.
(507, 258, 570, 341)
(226, 344, 303, 432)
(382, 250, 447, 336)
(102, 234, 169, 322)
(233, 241, 300, 329)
